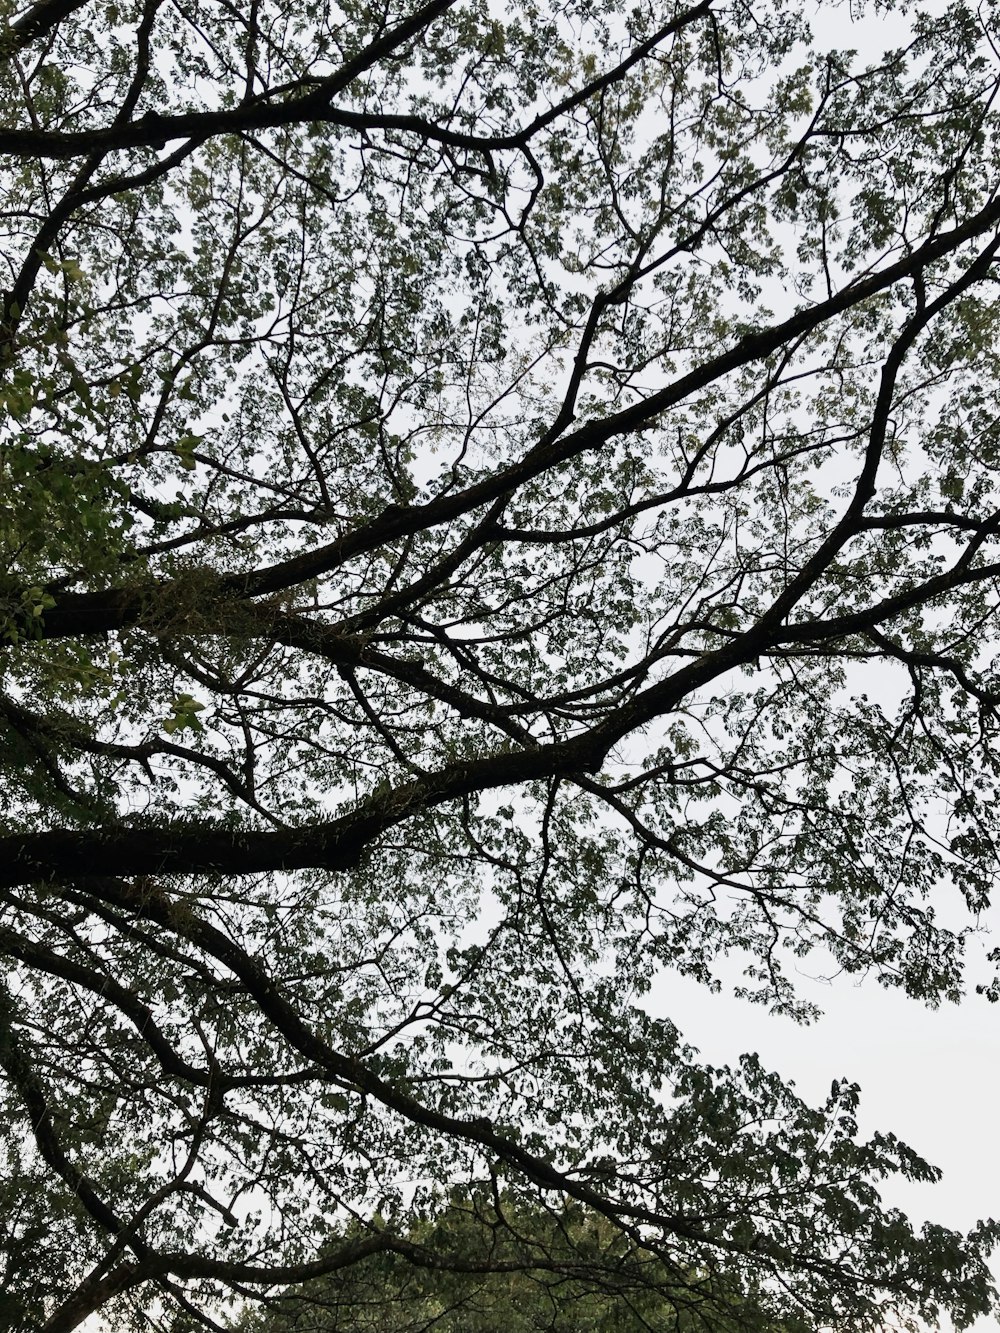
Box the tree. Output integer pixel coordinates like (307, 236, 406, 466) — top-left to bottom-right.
(2, 0, 1000, 1327)
(238, 1192, 814, 1333)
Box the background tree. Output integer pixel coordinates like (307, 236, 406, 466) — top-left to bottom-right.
(238, 1192, 814, 1333)
(2, 0, 1000, 1328)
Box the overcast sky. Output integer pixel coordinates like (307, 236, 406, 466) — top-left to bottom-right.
(650, 944, 1000, 1331)
(74, 3, 1000, 1328)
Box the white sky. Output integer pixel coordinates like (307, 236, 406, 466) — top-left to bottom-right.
(67, 2, 1000, 1328)
(650, 946, 1000, 1331)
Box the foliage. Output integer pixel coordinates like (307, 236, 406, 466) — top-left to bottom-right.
(239, 1192, 814, 1332)
(1, 0, 1000, 1328)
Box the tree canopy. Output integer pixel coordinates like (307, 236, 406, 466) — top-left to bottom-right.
(2, 0, 1000, 1328)
(238, 1192, 814, 1333)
